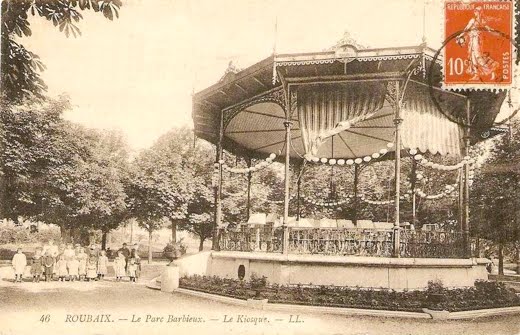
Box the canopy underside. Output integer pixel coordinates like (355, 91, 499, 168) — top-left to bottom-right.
(224, 81, 466, 159)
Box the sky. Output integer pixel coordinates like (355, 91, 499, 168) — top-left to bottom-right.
(21, 0, 449, 151)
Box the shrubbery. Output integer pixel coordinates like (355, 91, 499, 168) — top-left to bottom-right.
(162, 239, 188, 259)
(0, 225, 61, 245)
(179, 275, 520, 312)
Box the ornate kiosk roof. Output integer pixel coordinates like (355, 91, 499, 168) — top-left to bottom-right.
(193, 45, 506, 159)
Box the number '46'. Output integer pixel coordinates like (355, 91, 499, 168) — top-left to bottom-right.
(40, 314, 50, 323)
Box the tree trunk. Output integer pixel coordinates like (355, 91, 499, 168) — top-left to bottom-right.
(60, 225, 71, 243)
(0, 174, 5, 222)
(516, 246, 520, 275)
(498, 242, 504, 275)
(199, 236, 205, 251)
(171, 220, 177, 243)
(130, 220, 134, 244)
(101, 229, 108, 250)
(148, 230, 153, 264)
(353, 165, 359, 225)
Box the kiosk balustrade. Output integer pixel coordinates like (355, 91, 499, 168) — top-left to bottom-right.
(218, 227, 468, 258)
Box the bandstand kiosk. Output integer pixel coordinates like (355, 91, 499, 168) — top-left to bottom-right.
(190, 43, 505, 289)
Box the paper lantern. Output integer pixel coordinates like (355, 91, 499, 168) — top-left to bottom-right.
(372, 153, 380, 159)
(380, 148, 388, 155)
(312, 157, 320, 163)
(354, 158, 363, 164)
(329, 159, 337, 165)
(346, 159, 354, 165)
(337, 159, 345, 165)
(363, 156, 371, 162)
(414, 154, 423, 160)
(320, 158, 328, 163)
(387, 142, 395, 148)
(409, 148, 418, 155)
(269, 153, 276, 159)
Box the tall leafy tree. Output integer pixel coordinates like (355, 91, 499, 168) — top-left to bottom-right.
(471, 120, 520, 274)
(127, 128, 193, 240)
(0, 95, 73, 223)
(1, 95, 130, 245)
(67, 129, 130, 247)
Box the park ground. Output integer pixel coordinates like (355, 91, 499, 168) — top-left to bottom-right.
(1, 265, 520, 335)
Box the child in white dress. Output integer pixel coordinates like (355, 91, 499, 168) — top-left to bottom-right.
(68, 256, 79, 282)
(114, 251, 126, 282)
(97, 250, 108, 280)
(56, 255, 69, 281)
(11, 248, 27, 283)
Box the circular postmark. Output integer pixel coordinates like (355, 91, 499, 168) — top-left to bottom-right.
(427, 27, 519, 130)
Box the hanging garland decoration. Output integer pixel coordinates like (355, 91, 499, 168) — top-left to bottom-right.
(264, 194, 297, 204)
(302, 193, 399, 207)
(359, 194, 397, 205)
(302, 194, 352, 207)
(413, 183, 458, 200)
(304, 142, 395, 166)
(214, 153, 278, 175)
(408, 148, 475, 171)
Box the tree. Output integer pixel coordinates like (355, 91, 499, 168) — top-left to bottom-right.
(0, 95, 75, 223)
(0, 95, 131, 245)
(178, 184, 213, 251)
(136, 218, 163, 264)
(66, 129, 130, 247)
(126, 128, 193, 245)
(1, 0, 122, 103)
(471, 120, 520, 275)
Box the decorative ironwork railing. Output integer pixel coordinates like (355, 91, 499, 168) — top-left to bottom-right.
(288, 228, 394, 257)
(399, 230, 466, 258)
(218, 227, 468, 258)
(218, 227, 283, 253)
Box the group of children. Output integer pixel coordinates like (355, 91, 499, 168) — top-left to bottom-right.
(11, 240, 140, 283)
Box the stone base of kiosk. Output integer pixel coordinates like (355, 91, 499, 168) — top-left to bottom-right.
(171, 251, 489, 290)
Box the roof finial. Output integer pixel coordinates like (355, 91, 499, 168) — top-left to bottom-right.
(328, 31, 367, 51)
(219, 61, 241, 82)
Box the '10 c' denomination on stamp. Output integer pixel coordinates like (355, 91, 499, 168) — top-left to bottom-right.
(444, 0, 514, 89)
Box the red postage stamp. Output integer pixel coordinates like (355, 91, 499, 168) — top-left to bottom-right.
(444, 1, 513, 88)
